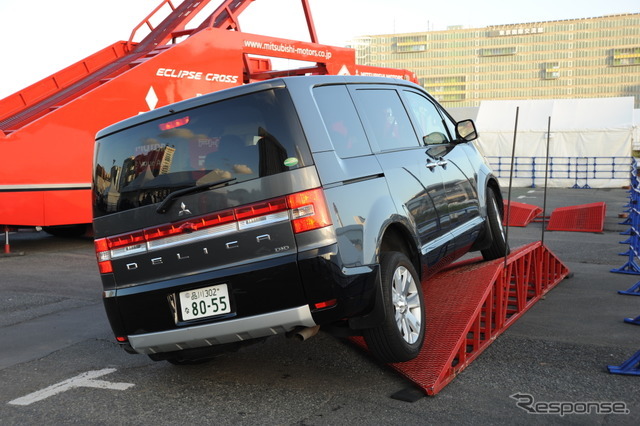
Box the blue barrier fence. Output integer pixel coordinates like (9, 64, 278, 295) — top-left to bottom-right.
(612, 162, 640, 278)
(611, 162, 640, 276)
(486, 156, 631, 188)
(608, 161, 640, 375)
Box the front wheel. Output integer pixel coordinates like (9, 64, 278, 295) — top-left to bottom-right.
(481, 189, 509, 260)
(363, 252, 425, 363)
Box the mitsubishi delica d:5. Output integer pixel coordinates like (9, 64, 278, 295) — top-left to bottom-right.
(92, 75, 508, 364)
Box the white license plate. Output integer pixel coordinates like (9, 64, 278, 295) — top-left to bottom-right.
(178, 284, 231, 321)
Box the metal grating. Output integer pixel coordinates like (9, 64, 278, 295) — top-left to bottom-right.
(546, 202, 606, 233)
(351, 241, 569, 396)
(503, 201, 543, 227)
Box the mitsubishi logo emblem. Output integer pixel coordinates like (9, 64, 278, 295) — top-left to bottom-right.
(178, 202, 192, 216)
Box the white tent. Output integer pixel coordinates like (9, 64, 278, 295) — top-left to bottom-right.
(633, 109, 640, 152)
(474, 97, 635, 188)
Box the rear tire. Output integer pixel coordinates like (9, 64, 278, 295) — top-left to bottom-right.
(363, 252, 425, 363)
(481, 189, 509, 260)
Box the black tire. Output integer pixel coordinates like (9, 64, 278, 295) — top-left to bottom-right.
(363, 252, 425, 363)
(481, 189, 509, 260)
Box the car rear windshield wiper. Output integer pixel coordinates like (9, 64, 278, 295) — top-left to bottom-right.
(156, 177, 237, 214)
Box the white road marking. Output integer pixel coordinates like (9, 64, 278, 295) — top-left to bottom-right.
(518, 190, 538, 199)
(8, 368, 134, 406)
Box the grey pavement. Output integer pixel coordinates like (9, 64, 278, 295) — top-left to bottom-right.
(0, 187, 639, 425)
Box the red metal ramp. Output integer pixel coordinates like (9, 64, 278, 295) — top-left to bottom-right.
(546, 202, 606, 233)
(352, 241, 569, 396)
(0, 0, 417, 229)
(502, 201, 543, 227)
(0, 0, 239, 135)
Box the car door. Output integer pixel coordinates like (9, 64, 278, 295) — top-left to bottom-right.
(401, 89, 482, 253)
(349, 85, 453, 273)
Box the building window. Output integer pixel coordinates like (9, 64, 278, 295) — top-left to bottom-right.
(543, 62, 560, 79)
(612, 47, 640, 66)
(435, 93, 466, 102)
(394, 36, 428, 53)
(421, 76, 466, 96)
(479, 47, 517, 57)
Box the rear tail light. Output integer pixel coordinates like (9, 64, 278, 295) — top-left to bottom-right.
(94, 238, 113, 274)
(287, 188, 332, 234)
(94, 188, 332, 274)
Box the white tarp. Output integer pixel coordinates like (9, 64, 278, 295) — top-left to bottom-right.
(633, 109, 640, 151)
(474, 97, 635, 188)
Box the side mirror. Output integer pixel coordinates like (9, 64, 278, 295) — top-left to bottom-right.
(456, 119, 478, 142)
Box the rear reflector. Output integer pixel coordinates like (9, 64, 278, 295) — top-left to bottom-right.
(94, 188, 332, 273)
(313, 299, 337, 310)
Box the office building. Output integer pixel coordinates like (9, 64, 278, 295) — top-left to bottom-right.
(350, 13, 640, 108)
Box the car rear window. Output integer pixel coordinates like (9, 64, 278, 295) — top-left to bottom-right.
(313, 85, 371, 158)
(93, 88, 312, 217)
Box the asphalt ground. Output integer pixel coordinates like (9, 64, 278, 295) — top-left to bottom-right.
(1, 187, 640, 425)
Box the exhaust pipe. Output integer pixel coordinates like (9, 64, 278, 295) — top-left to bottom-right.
(288, 325, 321, 341)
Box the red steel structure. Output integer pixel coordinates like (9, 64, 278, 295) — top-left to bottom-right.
(546, 201, 607, 233)
(352, 241, 570, 396)
(0, 0, 416, 235)
(502, 200, 543, 227)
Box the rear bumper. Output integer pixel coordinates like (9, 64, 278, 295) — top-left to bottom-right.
(128, 305, 316, 354)
(102, 241, 380, 355)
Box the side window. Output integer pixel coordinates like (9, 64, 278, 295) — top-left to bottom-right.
(314, 85, 371, 158)
(404, 91, 454, 145)
(354, 89, 418, 151)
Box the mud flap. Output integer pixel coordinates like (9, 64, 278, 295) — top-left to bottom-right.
(348, 268, 387, 330)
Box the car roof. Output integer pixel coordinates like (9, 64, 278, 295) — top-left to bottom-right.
(95, 75, 424, 138)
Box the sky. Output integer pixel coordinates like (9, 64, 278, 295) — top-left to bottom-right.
(0, 0, 638, 99)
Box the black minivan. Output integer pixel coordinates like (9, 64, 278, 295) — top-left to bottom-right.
(93, 75, 507, 364)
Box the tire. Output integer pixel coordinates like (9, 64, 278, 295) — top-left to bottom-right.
(481, 189, 509, 260)
(363, 251, 425, 363)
